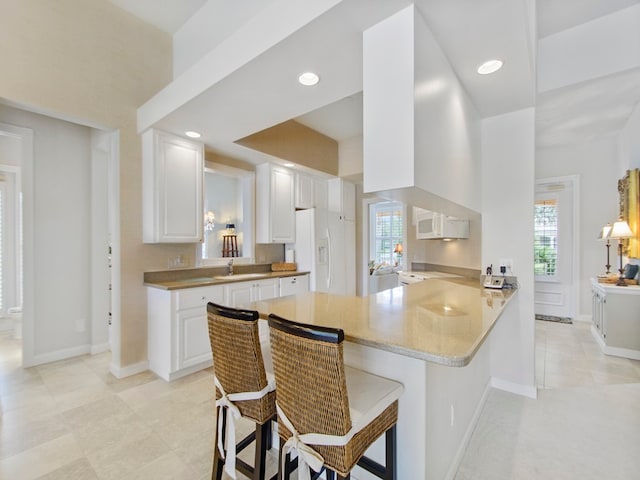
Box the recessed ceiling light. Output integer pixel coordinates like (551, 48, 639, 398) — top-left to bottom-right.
(283, 163, 295, 168)
(185, 130, 201, 138)
(298, 72, 319, 86)
(477, 59, 503, 75)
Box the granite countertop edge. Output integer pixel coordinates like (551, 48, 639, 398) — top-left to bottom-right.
(144, 270, 310, 290)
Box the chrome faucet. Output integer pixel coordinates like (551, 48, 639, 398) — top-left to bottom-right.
(227, 259, 234, 276)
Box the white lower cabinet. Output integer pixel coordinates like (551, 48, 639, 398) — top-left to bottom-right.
(225, 278, 280, 308)
(591, 279, 640, 360)
(147, 285, 224, 381)
(148, 276, 304, 381)
(280, 275, 309, 297)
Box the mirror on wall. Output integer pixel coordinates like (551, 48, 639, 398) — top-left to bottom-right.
(200, 164, 254, 265)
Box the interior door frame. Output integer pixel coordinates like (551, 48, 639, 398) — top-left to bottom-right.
(535, 175, 580, 319)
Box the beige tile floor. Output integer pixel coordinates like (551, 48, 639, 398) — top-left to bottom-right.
(1, 320, 639, 479)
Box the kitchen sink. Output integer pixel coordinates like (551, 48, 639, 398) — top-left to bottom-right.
(213, 273, 269, 280)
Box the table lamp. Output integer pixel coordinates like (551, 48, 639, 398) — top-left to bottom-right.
(607, 218, 633, 286)
(597, 223, 612, 274)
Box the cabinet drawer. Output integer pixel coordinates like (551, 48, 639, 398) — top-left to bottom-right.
(176, 286, 224, 310)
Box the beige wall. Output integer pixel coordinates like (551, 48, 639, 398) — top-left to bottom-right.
(0, 0, 178, 367)
(236, 120, 338, 175)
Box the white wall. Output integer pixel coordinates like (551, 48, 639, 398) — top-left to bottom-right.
(483, 108, 536, 397)
(0, 105, 93, 359)
(363, 6, 482, 215)
(538, 4, 640, 92)
(172, 0, 269, 77)
(537, 136, 620, 318)
(413, 7, 482, 213)
(619, 101, 640, 171)
(338, 134, 363, 180)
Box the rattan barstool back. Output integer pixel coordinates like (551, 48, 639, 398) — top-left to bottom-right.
(268, 314, 401, 480)
(207, 302, 277, 480)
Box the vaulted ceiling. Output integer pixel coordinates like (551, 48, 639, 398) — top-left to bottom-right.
(110, 0, 640, 155)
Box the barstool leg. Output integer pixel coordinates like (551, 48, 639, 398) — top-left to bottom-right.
(212, 406, 227, 480)
(384, 425, 397, 480)
(253, 421, 270, 480)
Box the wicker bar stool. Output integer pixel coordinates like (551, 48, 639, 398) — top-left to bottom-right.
(207, 302, 277, 480)
(267, 314, 404, 480)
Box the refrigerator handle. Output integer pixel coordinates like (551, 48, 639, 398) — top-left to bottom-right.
(326, 228, 332, 290)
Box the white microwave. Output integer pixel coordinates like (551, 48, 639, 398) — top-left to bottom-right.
(416, 211, 469, 240)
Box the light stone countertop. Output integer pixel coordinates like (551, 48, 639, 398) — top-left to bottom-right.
(251, 278, 517, 367)
(144, 269, 308, 290)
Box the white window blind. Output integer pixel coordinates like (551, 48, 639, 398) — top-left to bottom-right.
(534, 198, 558, 276)
(370, 202, 403, 265)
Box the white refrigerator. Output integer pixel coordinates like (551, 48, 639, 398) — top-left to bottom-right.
(295, 208, 355, 295)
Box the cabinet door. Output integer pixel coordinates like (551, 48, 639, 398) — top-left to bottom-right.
(280, 275, 309, 297)
(327, 178, 356, 221)
(254, 278, 280, 301)
(143, 129, 204, 243)
(314, 178, 328, 210)
(176, 307, 212, 370)
(256, 164, 295, 243)
(271, 167, 295, 242)
(295, 173, 315, 209)
(225, 282, 254, 308)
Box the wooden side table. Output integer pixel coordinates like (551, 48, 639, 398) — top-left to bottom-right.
(222, 235, 239, 257)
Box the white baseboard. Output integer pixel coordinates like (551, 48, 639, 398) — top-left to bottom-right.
(590, 326, 640, 360)
(110, 360, 149, 379)
(491, 377, 537, 399)
(90, 342, 110, 355)
(31, 344, 91, 366)
(575, 314, 592, 323)
(444, 380, 493, 480)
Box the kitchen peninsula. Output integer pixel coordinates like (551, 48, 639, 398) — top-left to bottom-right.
(251, 278, 517, 480)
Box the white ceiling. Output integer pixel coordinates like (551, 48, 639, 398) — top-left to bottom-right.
(109, 0, 207, 34)
(111, 0, 640, 154)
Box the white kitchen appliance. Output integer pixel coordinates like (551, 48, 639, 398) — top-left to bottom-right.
(398, 271, 462, 285)
(416, 211, 469, 240)
(295, 208, 355, 295)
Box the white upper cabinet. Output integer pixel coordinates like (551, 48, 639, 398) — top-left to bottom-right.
(256, 163, 295, 243)
(314, 177, 328, 210)
(142, 129, 204, 243)
(328, 178, 356, 221)
(295, 172, 315, 209)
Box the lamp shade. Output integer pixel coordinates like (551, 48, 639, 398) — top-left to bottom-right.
(393, 243, 403, 254)
(608, 219, 633, 239)
(597, 224, 612, 240)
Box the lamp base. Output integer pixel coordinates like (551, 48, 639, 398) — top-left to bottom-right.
(616, 270, 628, 287)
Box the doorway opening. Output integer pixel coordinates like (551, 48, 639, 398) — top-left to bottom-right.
(534, 176, 580, 320)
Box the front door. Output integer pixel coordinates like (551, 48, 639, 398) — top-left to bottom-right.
(534, 177, 578, 319)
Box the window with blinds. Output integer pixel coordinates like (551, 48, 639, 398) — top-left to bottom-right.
(534, 198, 558, 276)
(370, 202, 403, 265)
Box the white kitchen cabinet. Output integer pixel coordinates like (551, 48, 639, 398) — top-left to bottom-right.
(280, 275, 309, 297)
(147, 284, 223, 381)
(256, 163, 295, 243)
(591, 279, 640, 360)
(142, 129, 204, 243)
(328, 178, 356, 221)
(314, 177, 328, 210)
(295, 172, 315, 209)
(224, 277, 280, 309)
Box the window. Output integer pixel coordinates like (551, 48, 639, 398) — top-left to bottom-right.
(534, 198, 558, 276)
(370, 201, 404, 266)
